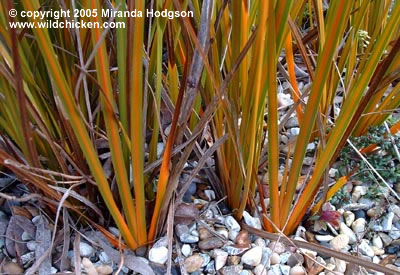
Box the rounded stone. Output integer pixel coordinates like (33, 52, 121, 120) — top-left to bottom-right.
(268, 241, 286, 254)
(339, 222, 357, 244)
(184, 254, 204, 273)
(372, 235, 383, 249)
(79, 242, 94, 257)
(289, 265, 306, 275)
(241, 246, 263, 266)
(225, 216, 241, 232)
(329, 234, 349, 250)
(199, 237, 224, 250)
(352, 218, 366, 236)
(270, 253, 281, 265)
(149, 246, 169, 265)
(343, 211, 355, 227)
(181, 244, 191, 257)
(253, 264, 267, 275)
(212, 249, 228, 271)
(315, 235, 334, 242)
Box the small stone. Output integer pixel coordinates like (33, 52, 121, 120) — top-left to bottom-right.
(352, 186, 367, 201)
(225, 216, 241, 232)
(307, 143, 316, 151)
(241, 246, 263, 266)
(243, 211, 262, 229)
(21, 252, 35, 265)
(79, 242, 94, 257)
(205, 260, 216, 273)
(21, 231, 33, 241)
(315, 235, 334, 242)
(367, 206, 383, 218)
(27, 241, 37, 251)
(280, 252, 291, 264)
(191, 230, 199, 237)
(180, 233, 199, 243)
(149, 246, 169, 264)
(181, 244, 191, 257)
(224, 245, 248, 255)
(3, 262, 24, 274)
(153, 236, 168, 248)
(204, 190, 216, 201)
(236, 230, 251, 247)
(339, 222, 357, 244)
(216, 228, 229, 239)
(270, 253, 281, 265)
(330, 234, 349, 250)
(96, 265, 113, 275)
(389, 226, 400, 239)
(359, 240, 375, 257)
(268, 264, 282, 275)
(382, 212, 395, 231)
(199, 227, 213, 240)
(379, 232, 393, 246)
(227, 255, 241, 265)
(354, 209, 366, 219)
(332, 258, 346, 273)
(371, 246, 384, 255)
(260, 247, 273, 266)
(268, 241, 286, 254)
(240, 271, 252, 275)
(199, 237, 224, 250)
(286, 117, 299, 128)
(290, 127, 300, 136)
(184, 254, 203, 273)
(200, 253, 211, 267)
(343, 211, 355, 227)
(280, 265, 290, 275)
(254, 264, 267, 275)
(385, 245, 400, 254)
(372, 235, 383, 249)
(221, 265, 243, 275)
(390, 205, 400, 220)
(373, 256, 380, 264)
(254, 238, 266, 247)
(370, 223, 384, 232)
(289, 265, 305, 275)
(329, 168, 338, 178)
(287, 253, 304, 267)
(175, 224, 189, 237)
(50, 267, 58, 274)
(213, 249, 228, 270)
(352, 218, 366, 237)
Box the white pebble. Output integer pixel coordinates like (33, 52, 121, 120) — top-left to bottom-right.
(149, 246, 169, 265)
(181, 244, 191, 257)
(241, 246, 263, 266)
(243, 211, 262, 229)
(225, 216, 241, 232)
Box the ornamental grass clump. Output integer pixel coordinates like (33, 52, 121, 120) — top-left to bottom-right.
(0, 0, 400, 251)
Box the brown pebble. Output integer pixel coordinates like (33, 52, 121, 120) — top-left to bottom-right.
(184, 254, 203, 273)
(235, 230, 250, 248)
(3, 262, 24, 274)
(305, 231, 318, 243)
(96, 264, 113, 275)
(199, 227, 213, 240)
(198, 237, 224, 250)
(227, 255, 241, 265)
